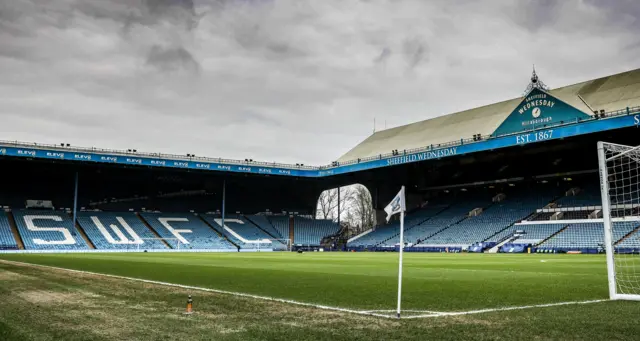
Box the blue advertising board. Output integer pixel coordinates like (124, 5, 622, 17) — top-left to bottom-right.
(0, 112, 639, 178)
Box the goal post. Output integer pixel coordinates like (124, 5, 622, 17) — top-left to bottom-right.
(598, 141, 640, 301)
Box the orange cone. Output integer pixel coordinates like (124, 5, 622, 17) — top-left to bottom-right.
(184, 295, 193, 314)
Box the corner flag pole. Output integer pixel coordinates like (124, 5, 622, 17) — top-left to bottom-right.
(396, 186, 405, 319)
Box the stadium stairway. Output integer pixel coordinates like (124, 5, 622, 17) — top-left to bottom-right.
(0, 211, 19, 250)
(136, 212, 172, 249)
(371, 205, 452, 247)
(139, 212, 237, 250)
(77, 212, 170, 250)
(267, 216, 291, 242)
(615, 223, 640, 246)
(480, 208, 541, 251)
(245, 215, 283, 240)
(242, 216, 289, 250)
(7, 211, 24, 250)
(201, 214, 274, 250)
(12, 210, 90, 250)
(197, 215, 241, 250)
(537, 224, 571, 245)
(70, 213, 96, 249)
(486, 235, 519, 253)
(416, 200, 500, 246)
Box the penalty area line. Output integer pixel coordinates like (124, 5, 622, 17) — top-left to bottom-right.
(0, 259, 394, 319)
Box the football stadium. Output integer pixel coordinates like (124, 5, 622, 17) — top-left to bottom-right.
(1, 66, 640, 339)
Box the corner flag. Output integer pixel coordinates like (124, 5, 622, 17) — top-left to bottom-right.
(385, 186, 406, 319)
(384, 186, 406, 222)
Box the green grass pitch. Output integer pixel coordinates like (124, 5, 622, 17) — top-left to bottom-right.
(1, 252, 640, 340)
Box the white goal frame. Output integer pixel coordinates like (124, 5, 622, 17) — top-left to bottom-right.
(598, 141, 640, 301)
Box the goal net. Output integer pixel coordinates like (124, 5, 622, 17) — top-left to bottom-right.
(598, 141, 640, 300)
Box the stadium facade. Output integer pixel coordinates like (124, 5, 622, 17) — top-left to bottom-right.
(1, 67, 640, 253)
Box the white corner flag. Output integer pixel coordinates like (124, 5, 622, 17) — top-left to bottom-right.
(384, 186, 406, 222)
(385, 186, 406, 319)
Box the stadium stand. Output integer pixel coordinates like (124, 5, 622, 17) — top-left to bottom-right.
(0, 211, 18, 250)
(140, 212, 236, 250)
(2, 69, 640, 255)
(416, 190, 552, 247)
(292, 217, 340, 246)
(529, 212, 555, 221)
(538, 222, 640, 251)
(347, 206, 446, 248)
(268, 216, 291, 241)
(555, 184, 601, 207)
(201, 214, 282, 250)
(76, 212, 168, 250)
(246, 215, 284, 239)
(491, 223, 567, 246)
(617, 225, 640, 250)
(12, 210, 89, 250)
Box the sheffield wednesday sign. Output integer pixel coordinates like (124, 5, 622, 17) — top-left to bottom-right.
(492, 88, 591, 137)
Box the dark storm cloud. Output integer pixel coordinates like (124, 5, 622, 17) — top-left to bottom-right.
(0, 0, 638, 164)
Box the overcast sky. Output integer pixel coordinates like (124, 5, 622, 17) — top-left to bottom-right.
(0, 0, 638, 165)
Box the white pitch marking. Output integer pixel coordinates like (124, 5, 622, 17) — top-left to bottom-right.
(363, 309, 444, 314)
(402, 299, 608, 319)
(0, 260, 609, 320)
(0, 260, 394, 319)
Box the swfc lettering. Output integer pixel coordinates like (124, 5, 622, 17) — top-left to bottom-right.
(635, 115, 639, 126)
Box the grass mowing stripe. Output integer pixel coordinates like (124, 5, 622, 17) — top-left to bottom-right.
(0, 252, 609, 311)
(0, 259, 396, 319)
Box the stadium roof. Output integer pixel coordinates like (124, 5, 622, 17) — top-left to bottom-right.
(338, 68, 640, 162)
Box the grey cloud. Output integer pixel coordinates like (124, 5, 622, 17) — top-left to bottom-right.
(510, 0, 561, 32)
(374, 47, 391, 65)
(0, 0, 639, 164)
(403, 37, 428, 70)
(146, 45, 200, 74)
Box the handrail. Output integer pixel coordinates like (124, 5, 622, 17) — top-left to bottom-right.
(1, 105, 638, 171)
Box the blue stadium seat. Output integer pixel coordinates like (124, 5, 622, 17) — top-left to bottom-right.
(617, 225, 640, 249)
(292, 217, 340, 246)
(0, 211, 18, 250)
(13, 210, 89, 250)
(77, 212, 168, 250)
(348, 205, 449, 247)
(421, 191, 555, 247)
(268, 216, 290, 240)
(140, 212, 236, 250)
(540, 222, 638, 250)
(246, 215, 284, 239)
(555, 184, 601, 207)
(201, 214, 286, 250)
(491, 223, 567, 245)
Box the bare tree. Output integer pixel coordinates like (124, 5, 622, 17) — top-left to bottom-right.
(349, 184, 375, 233)
(317, 188, 339, 220)
(316, 186, 354, 222)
